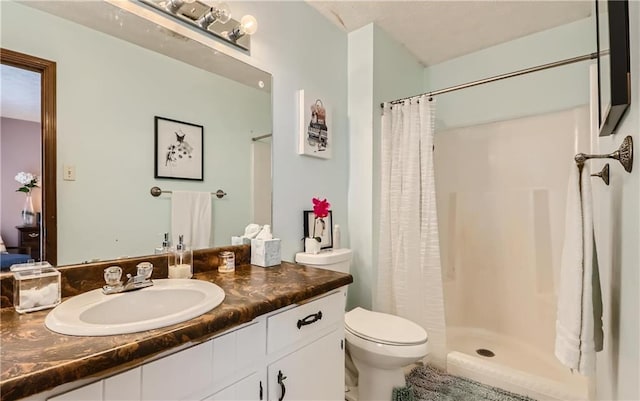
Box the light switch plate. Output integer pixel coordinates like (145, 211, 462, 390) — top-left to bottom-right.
(63, 165, 76, 181)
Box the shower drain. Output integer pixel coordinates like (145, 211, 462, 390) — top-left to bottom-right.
(476, 348, 495, 358)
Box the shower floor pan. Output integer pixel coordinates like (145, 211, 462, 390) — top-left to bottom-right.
(447, 327, 589, 401)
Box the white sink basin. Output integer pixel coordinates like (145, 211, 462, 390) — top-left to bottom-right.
(45, 279, 225, 336)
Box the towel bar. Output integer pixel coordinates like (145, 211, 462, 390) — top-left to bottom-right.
(575, 135, 633, 173)
(591, 164, 610, 185)
(150, 186, 227, 199)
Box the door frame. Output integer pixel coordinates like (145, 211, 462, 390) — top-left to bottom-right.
(1, 48, 57, 265)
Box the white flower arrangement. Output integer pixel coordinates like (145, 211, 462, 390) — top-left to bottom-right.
(15, 172, 39, 194)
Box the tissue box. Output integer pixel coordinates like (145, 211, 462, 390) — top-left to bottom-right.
(251, 238, 281, 267)
(231, 236, 252, 246)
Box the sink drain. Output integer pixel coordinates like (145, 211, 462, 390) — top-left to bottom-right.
(476, 348, 495, 358)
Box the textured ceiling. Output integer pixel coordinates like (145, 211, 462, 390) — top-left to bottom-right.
(307, 1, 593, 66)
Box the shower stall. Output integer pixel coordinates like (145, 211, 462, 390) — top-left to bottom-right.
(434, 104, 592, 400)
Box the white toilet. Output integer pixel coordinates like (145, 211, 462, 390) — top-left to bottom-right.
(295, 249, 428, 401)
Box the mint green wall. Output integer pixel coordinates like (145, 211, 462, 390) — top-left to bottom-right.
(232, 2, 349, 262)
(347, 24, 425, 309)
(1, 2, 271, 264)
(424, 17, 596, 130)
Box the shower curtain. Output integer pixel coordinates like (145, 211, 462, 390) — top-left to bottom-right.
(376, 97, 447, 368)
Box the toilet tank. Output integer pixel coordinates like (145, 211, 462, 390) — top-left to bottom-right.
(294, 249, 352, 274)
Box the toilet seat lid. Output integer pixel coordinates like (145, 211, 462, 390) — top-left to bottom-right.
(344, 307, 427, 345)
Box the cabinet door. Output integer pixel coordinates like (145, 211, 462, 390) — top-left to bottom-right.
(204, 371, 265, 401)
(47, 381, 102, 401)
(213, 319, 266, 392)
(268, 330, 343, 401)
(141, 341, 214, 400)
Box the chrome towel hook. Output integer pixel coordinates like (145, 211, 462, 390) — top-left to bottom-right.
(575, 135, 633, 173)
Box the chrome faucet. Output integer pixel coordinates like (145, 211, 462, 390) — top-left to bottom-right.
(103, 263, 154, 295)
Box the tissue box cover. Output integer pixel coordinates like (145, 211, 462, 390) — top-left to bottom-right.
(231, 236, 252, 246)
(251, 238, 281, 267)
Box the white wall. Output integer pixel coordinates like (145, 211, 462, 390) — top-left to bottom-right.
(593, 1, 640, 399)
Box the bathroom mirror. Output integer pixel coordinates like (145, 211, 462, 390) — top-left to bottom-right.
(1, 1, 272, 265)
(596, 0, 631, 136)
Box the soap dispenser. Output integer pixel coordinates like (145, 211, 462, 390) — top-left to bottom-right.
(168, 235, 193, 279)
(155, 233, 171, 254)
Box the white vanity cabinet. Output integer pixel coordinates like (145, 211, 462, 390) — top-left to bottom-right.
(46, 288, 347, 401)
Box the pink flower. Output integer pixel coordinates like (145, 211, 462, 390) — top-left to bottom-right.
(312, 198, 330, 218)
(311, 198, 330, 241)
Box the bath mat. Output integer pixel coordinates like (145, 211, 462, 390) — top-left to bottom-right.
(392, 385, 415, 401)
(406, 365, 537, 401)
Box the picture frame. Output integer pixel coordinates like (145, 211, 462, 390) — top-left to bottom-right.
(303, 210, 333, 249)
(297, 89, 332, 159)
(154, 116, 204, 180)
(595, 0, 630, 137)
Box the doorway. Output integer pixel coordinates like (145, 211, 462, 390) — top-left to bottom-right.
(1, 48, 57, 266)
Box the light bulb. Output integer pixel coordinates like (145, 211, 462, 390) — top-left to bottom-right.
(239, 15, 258, 35)
(214, 2, 231, 24)
(165, 0, 195, 13)
(196, 2, 231, 28)
(228, 14, 258, 41)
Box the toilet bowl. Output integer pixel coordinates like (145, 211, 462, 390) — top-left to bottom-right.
(345, 307, 428, 401)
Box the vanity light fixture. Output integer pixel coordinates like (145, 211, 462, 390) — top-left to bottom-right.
(140, 0, 257, 51)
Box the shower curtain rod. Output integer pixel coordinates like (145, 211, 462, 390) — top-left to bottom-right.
(381, 50, 604, 107)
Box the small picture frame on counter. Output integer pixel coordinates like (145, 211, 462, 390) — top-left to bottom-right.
(303, 210, 333, 249)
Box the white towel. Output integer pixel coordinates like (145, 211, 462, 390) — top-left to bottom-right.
(171, 191, 212, 250)
(555, 163, 603, 376)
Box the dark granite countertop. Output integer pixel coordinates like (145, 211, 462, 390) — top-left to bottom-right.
(0, 262, 353, 401)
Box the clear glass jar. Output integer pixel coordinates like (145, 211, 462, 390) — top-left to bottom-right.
(218, 251, 235, 272)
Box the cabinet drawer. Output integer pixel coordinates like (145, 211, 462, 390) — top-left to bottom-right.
(267, 289, 345, 355)
(19, 229, 40, 244)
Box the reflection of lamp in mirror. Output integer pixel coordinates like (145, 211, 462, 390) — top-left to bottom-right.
(196, 2, 231, 29)
(164, 0, 196, 13)
(228, 15, 258, 42)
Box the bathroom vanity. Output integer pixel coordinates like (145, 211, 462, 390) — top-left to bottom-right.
(0, 255, 352, 401)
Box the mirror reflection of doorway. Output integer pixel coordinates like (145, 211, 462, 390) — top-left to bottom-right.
(0, 48, 57, 268)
